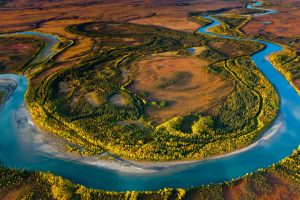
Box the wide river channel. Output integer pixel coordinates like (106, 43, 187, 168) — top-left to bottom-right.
(0, 1, 300, 192)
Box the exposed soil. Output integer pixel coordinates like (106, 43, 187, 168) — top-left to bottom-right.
(0, 0, 245, 85)
(207, 40, 248, 57)
(109, 93, 127, 106)
(0, 37, 41, 72)
(294, 79, 300, 89)
(242, 0, 300, 39)
(129, 56, 233, 123)
(85, 91, 103, 107)
(1, 185, 29, 200)
(59, 81, 71, 94)
(223, 172, 300, 200)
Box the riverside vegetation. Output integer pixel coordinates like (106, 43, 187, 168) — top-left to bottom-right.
(0, 145, 299, 199)
(0, 3, 299, 198)
(269, 48, 300, 94)
(23, 19, 279, 161)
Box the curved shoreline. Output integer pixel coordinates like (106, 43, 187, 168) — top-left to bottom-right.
(12, 77, 283, 174)
(0, 78, 18, 110)
(0, 27, 282, 174)
(1, 62, 281, 174)
(1, 0, 300, 192)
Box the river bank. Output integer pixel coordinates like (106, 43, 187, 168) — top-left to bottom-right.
(1, 0, 300, 191)
(13, 100, 284, 174)
(0, 78, 17, 111)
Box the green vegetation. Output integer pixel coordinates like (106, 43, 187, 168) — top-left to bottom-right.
(0, 1, 299, 199)
(270, 48, 300, 94)
(201, 37, 264, 60)
(188, 8, 231, 17)
(153, 56, 278, 159)
(1, 146, 299, 199)
(0, 0, 299, 198)
(189, 16, 264, 61)
(212, 15, 250, 37)
(26, 21, 207, 159)
(21, 19, 278, 161)
(215, 15, 249, 30)
(188, 16, 213, 28)
(258, 34, 300, 50)
(211, 11, 300, 96)
(0, 4, 278, 163)
(209, 21, 241, 37)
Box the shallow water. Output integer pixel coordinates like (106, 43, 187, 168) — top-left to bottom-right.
(246, 1, 277, 16)
(0, 2, 299, 192)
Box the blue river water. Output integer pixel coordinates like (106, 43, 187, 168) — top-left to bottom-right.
(0, 1, 299, 192)
(246, 1, 277, 16)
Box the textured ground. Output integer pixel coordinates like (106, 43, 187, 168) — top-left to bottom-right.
(242, 0, 300, 39)
(129, 56, 232, 123)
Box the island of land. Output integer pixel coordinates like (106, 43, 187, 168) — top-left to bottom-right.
(0, 0, 299, 199)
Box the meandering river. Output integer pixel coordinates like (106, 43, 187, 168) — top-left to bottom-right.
(1, 1, 300, 191)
